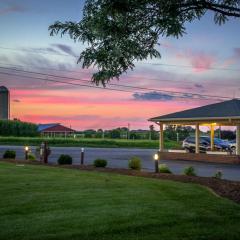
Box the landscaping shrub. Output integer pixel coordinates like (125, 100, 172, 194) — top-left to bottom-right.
(28, 153, 36, 161)
(3, 150, 16, 159)
(58, 154, 73, 165)
(128, 156, 141, 170)
(159, 164, 172, 174)
(213, 170, 223, 179)
(183, 166, 196, 176)
(93, 159, 108, 168)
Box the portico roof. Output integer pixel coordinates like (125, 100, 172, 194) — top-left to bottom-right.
(149, 99, 240, 125)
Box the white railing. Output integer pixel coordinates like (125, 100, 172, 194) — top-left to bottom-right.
(168, 149, 188, 153)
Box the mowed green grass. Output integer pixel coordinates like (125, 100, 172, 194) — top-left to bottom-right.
(0, 162, 240, 240)
(0, 136, 180, 149)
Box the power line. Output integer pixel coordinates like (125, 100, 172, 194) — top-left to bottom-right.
(143, 62, 240, 72)
(0, 62, 203, 86)
(0, 71, 220, 101)
(0, 65, 232, 100)
(0, 62, 239, 91)
(0, 66, 231, 101)
(0, 71, 134, 94)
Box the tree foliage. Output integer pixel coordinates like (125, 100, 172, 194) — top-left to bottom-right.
(49, 0, 240, 85)
(164, 125, 195, 141)
(0, 120, 38, 137)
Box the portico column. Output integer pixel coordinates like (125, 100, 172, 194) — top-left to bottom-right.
(210, 124, 215, 151)
(159, 123, 164, 152)
(236, 124, 240, 155)
(195, 123, 200, 154)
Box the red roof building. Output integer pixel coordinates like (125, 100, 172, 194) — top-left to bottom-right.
(38, 123, 76, 137)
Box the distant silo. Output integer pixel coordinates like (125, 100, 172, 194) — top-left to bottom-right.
(0, 86, 10, 120)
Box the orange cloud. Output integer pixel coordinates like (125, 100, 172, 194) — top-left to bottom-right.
(10, 86, 206, 130)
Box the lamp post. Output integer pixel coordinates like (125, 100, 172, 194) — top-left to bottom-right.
(153, 152, 159, 173)
(81, 148, 85, 165)
(43, 141, 51, 164)
(25, 146, 29, 160)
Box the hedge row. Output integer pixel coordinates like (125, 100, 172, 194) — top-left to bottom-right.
(0, 137, 180, 149)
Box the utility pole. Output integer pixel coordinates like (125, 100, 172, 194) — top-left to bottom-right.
(127, 123, 130, 140)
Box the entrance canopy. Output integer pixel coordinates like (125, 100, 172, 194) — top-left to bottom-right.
(149, 99, 240, 155)
(150, 99, 240, 125)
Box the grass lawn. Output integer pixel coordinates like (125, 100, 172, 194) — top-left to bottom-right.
(0, 162, 240, 240)
(0, 136, 180, 149)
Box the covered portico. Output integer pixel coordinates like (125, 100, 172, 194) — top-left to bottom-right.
(149, 99, 240, 162)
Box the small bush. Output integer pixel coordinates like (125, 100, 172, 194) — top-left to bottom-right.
(3, 150, 16, 159)
(94, 159, 107, 168)
(213, 170, 223, 179)
(58, 154, 73, 165)
(159, 164, 172, 174)
(28, 153, 36, 161)
(183, 166, 196, 176)
(128, 156, 141, 170)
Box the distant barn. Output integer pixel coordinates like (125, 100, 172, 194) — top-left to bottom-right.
(38, 123, 76, 137)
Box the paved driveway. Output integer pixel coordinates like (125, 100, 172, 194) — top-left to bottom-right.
(1, 145, 240, 181)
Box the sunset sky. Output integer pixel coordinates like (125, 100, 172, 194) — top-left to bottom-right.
(0, 0, 239, 130)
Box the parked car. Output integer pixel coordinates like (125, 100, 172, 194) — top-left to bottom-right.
(182, 136, 231, 153)
(229, 140, 236, 154)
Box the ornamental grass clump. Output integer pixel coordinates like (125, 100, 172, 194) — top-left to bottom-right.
(213, 170, 223, 179)
(28, 153, 36, 161)
(128, 156, 141, 170)
(159, 164, 172, 174)
(183, 166, 196, 176)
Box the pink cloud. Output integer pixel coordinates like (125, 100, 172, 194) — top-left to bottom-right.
(190, 54, 215, 72)
(176, 51, 216, 72)
(0, 5, 26, 15)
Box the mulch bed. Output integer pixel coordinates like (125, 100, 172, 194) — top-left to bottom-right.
(2, 159, 240, 204)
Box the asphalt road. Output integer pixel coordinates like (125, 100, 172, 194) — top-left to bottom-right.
(1, 145, 240, 181)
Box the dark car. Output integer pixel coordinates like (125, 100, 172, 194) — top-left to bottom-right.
(229, 139, 236, 154)
(182, 136, 231, 153)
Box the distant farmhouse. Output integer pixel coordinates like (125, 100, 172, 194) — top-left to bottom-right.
(38, 123, 76, 137)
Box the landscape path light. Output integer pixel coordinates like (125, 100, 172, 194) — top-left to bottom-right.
(153, 152, 159, 173)
(25, 146, 29, 160)
(81, 148, 85, 165)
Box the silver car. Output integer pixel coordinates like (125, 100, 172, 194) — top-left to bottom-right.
(182, 136, 231, 153)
